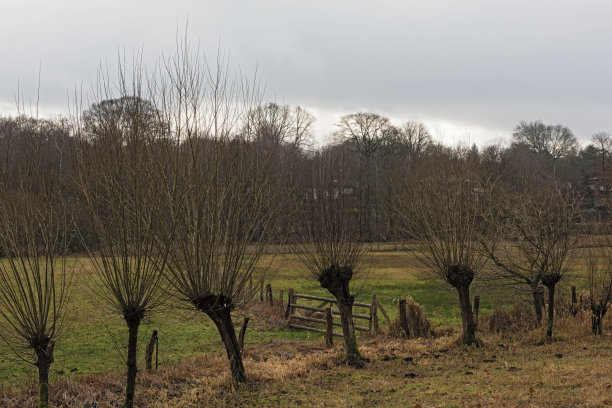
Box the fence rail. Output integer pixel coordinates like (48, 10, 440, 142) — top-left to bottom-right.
(285, 289, 389, 345)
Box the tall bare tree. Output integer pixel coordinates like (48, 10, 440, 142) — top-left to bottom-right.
(394, 121, 432, 159)
(336, 112, 398, 242)
(244, 102, 314, 149)
(512, 120, 578, 161)
(154, 40, 281, 383)
(591, 132, 612, 172)
(294, 150, 368, 365)
(396, 158, 485, 345)
(75, 68, 172, 408)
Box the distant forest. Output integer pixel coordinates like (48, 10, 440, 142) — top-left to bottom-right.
(0, 100, 609, 252)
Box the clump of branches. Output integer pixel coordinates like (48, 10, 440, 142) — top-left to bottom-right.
(0, 127, 72, 407)
(293, 150, 369, 366)
(74, 62, 173, 407)
(397, 158, 486, 345)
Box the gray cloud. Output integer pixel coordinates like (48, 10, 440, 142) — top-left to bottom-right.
(1, 0, 611, 145)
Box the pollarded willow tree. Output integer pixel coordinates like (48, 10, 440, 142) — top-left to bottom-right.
(154, 41, 283, 383)
(482, 185, 579, 340)
(480, 184, 580, 333)
(75, 69, 174, 408)
(396, 158, 487, 345)
(0, 190, 71, 408)
(293, 150, 369, 365)
(0, 125, 72, 408)
(584, 232, 612, 335)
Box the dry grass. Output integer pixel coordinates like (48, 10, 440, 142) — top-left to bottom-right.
(242, 300, 289, 332)
(2, 312, 611, 408)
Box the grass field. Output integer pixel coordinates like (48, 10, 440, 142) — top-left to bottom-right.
(3, 321, 611, 407)
(1, 248, 607, 407)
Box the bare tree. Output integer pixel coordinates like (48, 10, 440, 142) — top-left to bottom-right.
(244, 102, 314, 149)
(335, 112, 398, 242)
(591, 132, 612, 172)
(75, 68, 172, 407)
(481, 185, 580, 339)
(0, 129, 71, 408)
(154, 40, 281, 383)
(512, 120, 578, 161)
(396, 158, 485, 345)
(294, 150, 368, 365)
(394, 121, 432, 159)
(336, 113, 395, 159)
(585, 235, 612, 335)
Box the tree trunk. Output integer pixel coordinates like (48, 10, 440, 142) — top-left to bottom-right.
(318, 265, 365, 366)
(207, 308, 247, 383)
(455, 284, 477, 345)
(36, 341, 54, 408)
(335, 292, 362, 364)
(532, 286, 544, 327)
(545, 284, 556, 341)
(591, 305, 604, 335)
(124, 318, 141, 408)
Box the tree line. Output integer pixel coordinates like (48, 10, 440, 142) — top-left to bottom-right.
(2, 106, 612, 252)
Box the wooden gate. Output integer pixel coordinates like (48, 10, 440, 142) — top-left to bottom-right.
(285, 290, 389, 340)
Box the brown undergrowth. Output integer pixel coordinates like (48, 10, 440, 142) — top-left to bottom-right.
(2, 312, 611, 408)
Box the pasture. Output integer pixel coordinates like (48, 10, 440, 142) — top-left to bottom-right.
(1, 249, 609, 408)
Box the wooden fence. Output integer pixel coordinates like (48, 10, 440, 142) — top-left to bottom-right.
(285, 289, 390, 345)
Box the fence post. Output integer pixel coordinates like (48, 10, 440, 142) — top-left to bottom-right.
(279, 290, 284, 307)
(239, 317, 249, 353)
(260, 281, 264, 301)
(473, 296, 480, 330)
(285, 288, 294, 319)
(571, 286, 577, 316)
(155, 334, 158, 370)
(265, 283, 273, 305)
(371, 295, 379, 331)
(399, 298, 409, 337)
(145, 329, 158, 372)
(325, 307, 333, 348)
(376, 298, 391, 325)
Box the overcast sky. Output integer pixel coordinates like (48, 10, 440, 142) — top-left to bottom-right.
(1, 0, 611, 146)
